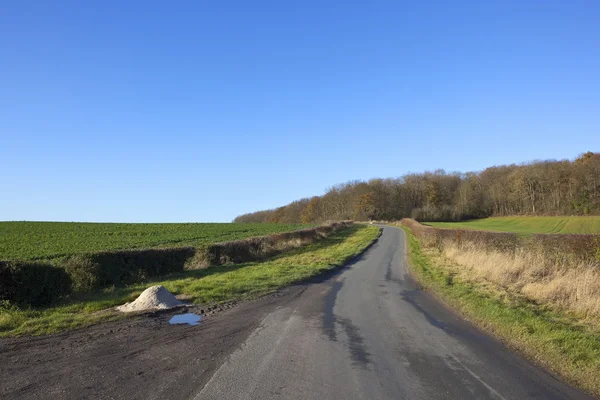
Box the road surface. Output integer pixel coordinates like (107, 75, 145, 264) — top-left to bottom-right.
(195, 225, 593, 400)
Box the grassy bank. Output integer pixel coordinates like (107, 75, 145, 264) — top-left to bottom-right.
(401, 226, 600, 397)
(426, 216, 600, 234)
(0, 225, 380, 337)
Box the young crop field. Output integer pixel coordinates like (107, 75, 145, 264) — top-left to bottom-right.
(0, 222, 314, 261)
(426, 216, 600, 234)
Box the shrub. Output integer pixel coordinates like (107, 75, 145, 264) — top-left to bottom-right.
(4, 221, 354, 304)
(189, 221, 353, 268)
(529, 234, 600, 263)
(62, 254, 101, 292)
(0, 260, 72, 307)
(64, 247, 196, 291)
(401, 218, 600, 259)
(402, 218, 520, 253)
(411, 205, 455, 222)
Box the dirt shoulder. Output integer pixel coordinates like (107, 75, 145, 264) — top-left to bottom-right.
(0, 287, 305, 400)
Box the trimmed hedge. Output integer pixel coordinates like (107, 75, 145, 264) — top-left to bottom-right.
(0, 261, 71, 307)
(2, 221, 353, 306)
(64, 247, 196, 292)
(64, 222, 353, 291)
(529, 233, 600, 263)
(400, 218, 600, 262)
(192, 221, 353, 267)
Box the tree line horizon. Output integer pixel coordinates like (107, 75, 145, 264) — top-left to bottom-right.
(234, 152, 600, 223)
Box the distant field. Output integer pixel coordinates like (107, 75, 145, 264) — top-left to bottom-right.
(0, 222, 314, 261)
(425, 216, 600, 234)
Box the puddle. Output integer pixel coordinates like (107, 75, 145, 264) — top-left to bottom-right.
(169, 313, 202, 326)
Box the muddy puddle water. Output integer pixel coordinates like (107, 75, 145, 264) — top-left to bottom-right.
(169, 313, 202, 326)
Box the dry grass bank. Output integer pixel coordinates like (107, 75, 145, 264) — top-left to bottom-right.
(400, 218, 600, 323)
(442, 242, 600, 320)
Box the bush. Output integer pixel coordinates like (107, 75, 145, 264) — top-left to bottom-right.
(4, 221, 354, 304)
(64, 247, 196, 291)
(191, 221, 353, 267)
(529, 234, 600, 263)
(401, 218, 599, 261)
(411, 205, 455, 222)
(0, 260, 72, 307)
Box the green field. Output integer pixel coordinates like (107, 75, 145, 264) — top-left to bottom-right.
(0, 222, 314, 261)
(426, 216, 600, 234)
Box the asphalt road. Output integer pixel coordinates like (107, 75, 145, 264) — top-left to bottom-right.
(195, 225, 593, 400)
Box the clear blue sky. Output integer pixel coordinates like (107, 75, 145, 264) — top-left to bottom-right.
(2, 1, 599, 222)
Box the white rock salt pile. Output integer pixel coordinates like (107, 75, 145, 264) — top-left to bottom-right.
(116, 285, 182, 312)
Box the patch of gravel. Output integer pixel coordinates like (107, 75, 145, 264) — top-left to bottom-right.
(117, 285, 182, 312)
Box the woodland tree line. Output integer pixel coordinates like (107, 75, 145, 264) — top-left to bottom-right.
(234, 152, 600, 223)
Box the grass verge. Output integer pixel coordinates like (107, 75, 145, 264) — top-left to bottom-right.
(0, 225, 380, 337)
(400, 226, 600, 397)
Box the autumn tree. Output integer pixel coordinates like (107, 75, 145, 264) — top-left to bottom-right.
(301, 197, 322, 223)
(234, 152, 600, 223)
